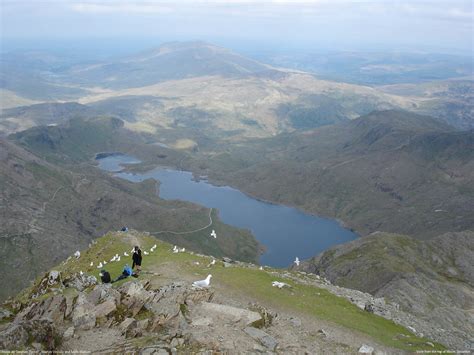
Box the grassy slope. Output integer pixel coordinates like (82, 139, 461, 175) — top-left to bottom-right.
(22, 231, 445, 352)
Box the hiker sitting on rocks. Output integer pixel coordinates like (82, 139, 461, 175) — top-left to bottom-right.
(113, 264, 133, 283)
(132, 246, 142, 275)
(99, 270, 111, 284)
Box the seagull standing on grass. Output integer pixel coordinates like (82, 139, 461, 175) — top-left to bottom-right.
(97, 262, 103, 269)
(74, 251, 81, 259)
(210, 230, 217, 239)
(179, 248, 185, 253)
(124, 252, 129, 257)
(272, 281, 290, 289)
(208, 259, 216, 267)
(116, 256, 121, 262)
(144, 251, 149, 255)
(294, 257, 300, 266)
(172, 245, 178, 253)
(103, 260, 107, 265)
(90, 262, 94, 267)
(193, 274, 212, 288)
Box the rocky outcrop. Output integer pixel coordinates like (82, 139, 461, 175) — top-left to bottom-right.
(0, 277, 215, 352)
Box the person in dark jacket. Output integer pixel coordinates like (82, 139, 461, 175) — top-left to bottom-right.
(99, 270, 111, 284)
(132, 246, 142, 275)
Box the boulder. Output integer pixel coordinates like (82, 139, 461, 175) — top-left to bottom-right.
(63, 273, 97, 292)
(0, 308, 12, 321)
(94, 298, 117, 318)
(118, 281, 152, 316)
(63, 326, 74, 339)
(119, 317, 137, 338)
(146, 282, 214, 331)
(358, 344, 375, 354)
(72, 294, 96, 330)
(195, 302, 262, 327)
(244, 327, 278, 351)
(14, 294, 66, 326)
(0, 319, 58, 350)
(87, 284, 120, 306)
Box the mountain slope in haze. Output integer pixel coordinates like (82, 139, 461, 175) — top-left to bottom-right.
(0, 134, 259, 301)
(184, 110, 474, 238)
(78, 72, 412, 138)
(0, 102, 98, 134)
(68, 41, 273, 89)
(295, 231, 474, 349)
(379, 78, 474, 130)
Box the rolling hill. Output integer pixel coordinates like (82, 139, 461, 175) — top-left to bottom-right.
(67, 41, 273, 89)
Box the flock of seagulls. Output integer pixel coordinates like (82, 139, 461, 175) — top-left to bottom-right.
(172, 245, 186, 253)
(72, 233, 303, 293)
(110, 254, 121, 262)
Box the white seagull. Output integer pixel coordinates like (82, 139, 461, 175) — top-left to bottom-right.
(179, 248, 185, 253)
(103, 260, 107, 265)
(210, 230, 217, 239)
(172, 245, 178, 253)
(74, 251, 81, 259)
(272, 281, 290, 289)
(90, 261, 94, 267)
(124, 252, 129, 257)
(209, 259, 216, 266)
(110, 256, 116, 262)
(192, 274, 212, 288)
(116, 256, 121, 262)
(144, 251, 149, 255)
(97, 262, 103, 269)
(79, 271, 83, 276)
(259, 266, 263, 270)
(294, 257, 300, 266)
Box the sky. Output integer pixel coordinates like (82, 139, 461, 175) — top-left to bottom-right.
(1, 0, 473, 55)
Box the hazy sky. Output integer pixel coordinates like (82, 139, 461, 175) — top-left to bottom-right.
(1, 0, 473, 54)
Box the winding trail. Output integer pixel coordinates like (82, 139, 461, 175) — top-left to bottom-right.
(149, 208, 214, 235)
(42, 186, 64, 211)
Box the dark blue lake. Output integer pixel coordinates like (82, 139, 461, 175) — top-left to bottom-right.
(97, 154, 357, 267)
